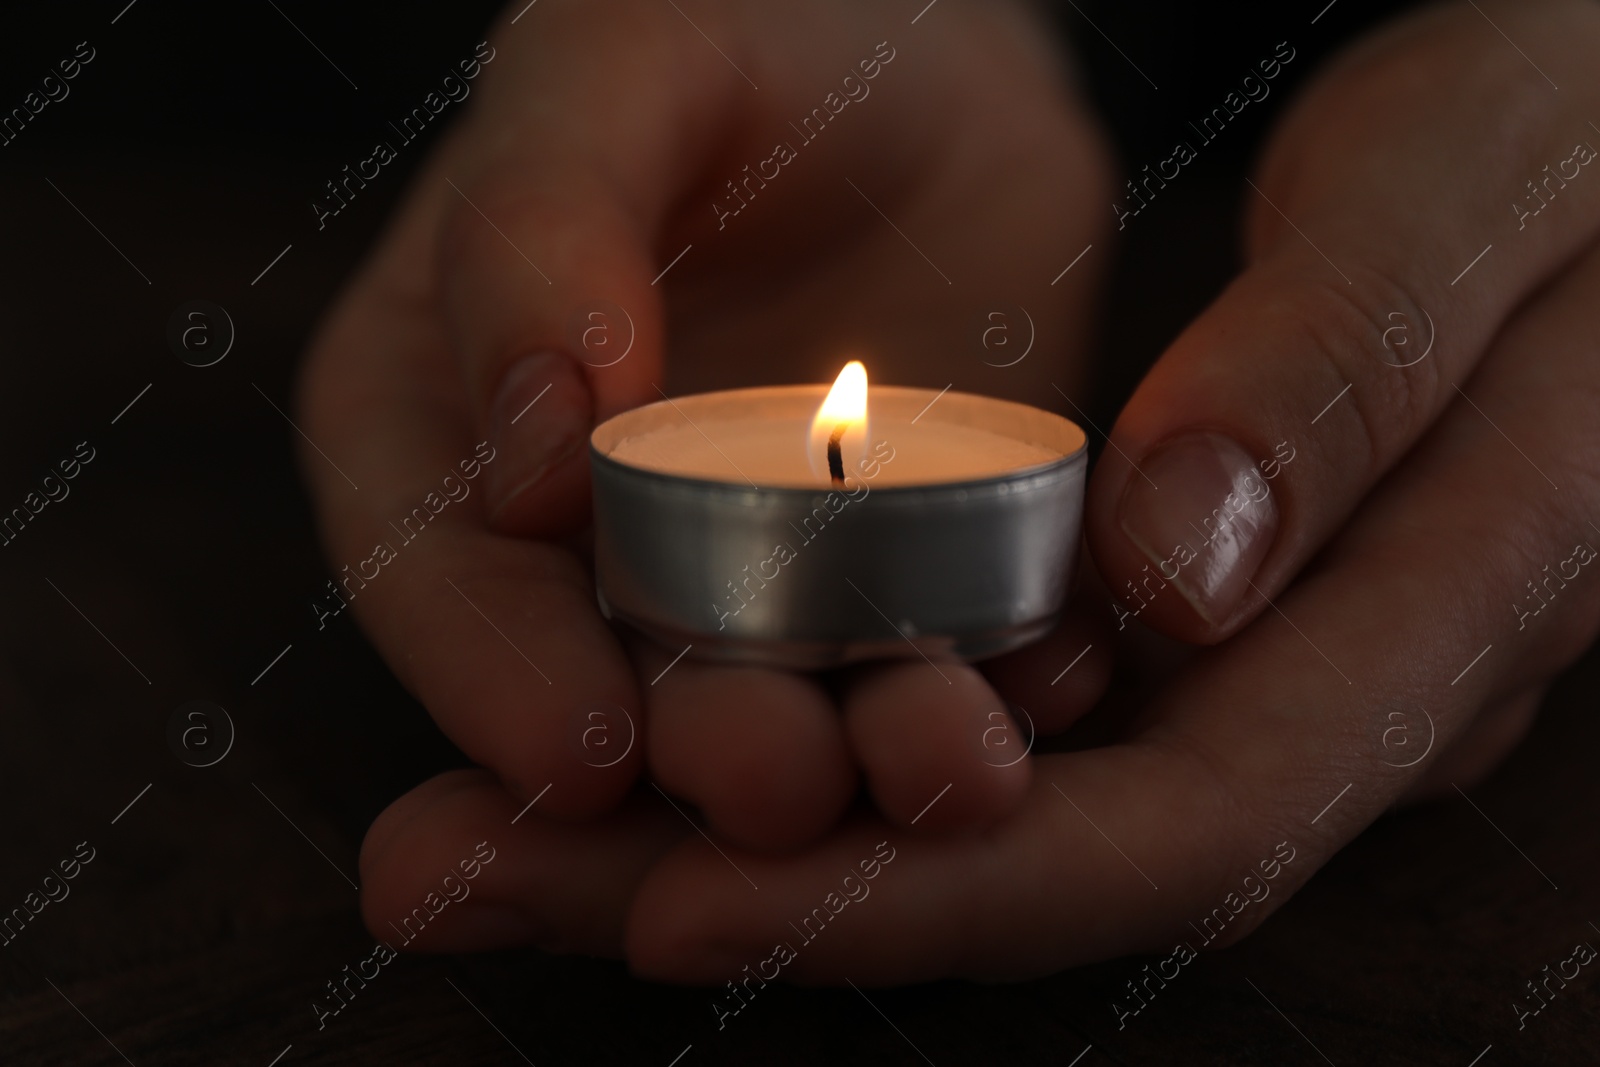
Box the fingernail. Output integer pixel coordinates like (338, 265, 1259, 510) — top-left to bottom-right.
(487, 351, 593, 517)
(414, 902, 546, 952)
(1117, 432, 1279, 624)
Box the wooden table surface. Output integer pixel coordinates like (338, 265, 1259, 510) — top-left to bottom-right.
(3, 4, 1597, 1063)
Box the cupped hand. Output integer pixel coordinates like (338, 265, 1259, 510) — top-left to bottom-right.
(296, 0, 1115, 948)
(355, 0, 1600, 983)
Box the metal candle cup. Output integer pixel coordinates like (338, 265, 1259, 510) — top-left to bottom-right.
(590, 383, 1087, 670)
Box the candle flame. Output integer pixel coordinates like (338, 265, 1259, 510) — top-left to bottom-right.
(809, 361, 870, 483)
(815, 360, 868, 429)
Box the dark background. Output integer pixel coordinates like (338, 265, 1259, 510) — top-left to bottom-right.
(5, 1, 1598, 1064)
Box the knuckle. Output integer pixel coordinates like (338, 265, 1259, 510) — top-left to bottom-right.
(434, 174, 509, 276)
(1294, 264, 1442, 481)
(434, 163, 559, 282)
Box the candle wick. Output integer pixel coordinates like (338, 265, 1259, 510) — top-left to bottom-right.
(827, 424, 846, 486)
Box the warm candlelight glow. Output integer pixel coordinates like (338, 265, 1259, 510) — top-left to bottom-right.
(816, 360, 868, 426)
(809, 360, 871, 484)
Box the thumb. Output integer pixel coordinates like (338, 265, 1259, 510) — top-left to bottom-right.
(434, 6, 746, 535)
(1085, 6, 1600, 642)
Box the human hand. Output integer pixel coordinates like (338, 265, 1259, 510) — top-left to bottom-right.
(295, 0, 1115, 950)
(352, 0, 1600, 985)
(1084, 0, 1600, 790)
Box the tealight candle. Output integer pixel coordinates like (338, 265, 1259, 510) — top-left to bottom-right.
(590, 363, 1087, 669)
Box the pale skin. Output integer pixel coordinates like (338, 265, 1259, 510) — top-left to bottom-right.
(298, 0, 1600, 982)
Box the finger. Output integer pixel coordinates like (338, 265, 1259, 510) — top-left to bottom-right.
(831, 593, 1116, 838)
(298, 159, 643, 819)
(627, 233, 1600, 982)
(360, 769, 684, 955)
(1403, 686, 1546, 803)
(627, 755, 1205, 985)
(979, 585, 1115, 737)
(1088, 4, 1600, 642)
(436, 2, 756, 531)
(640, 640, 859, 852)
(840, 660, 1031, 833)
